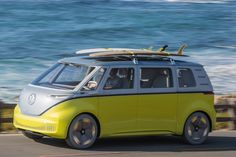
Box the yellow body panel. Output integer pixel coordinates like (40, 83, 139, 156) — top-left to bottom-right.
(98, 95, 138, 136)
(14, 97, 99, 139)
(137, 94, 177, 132)
(14, 93, 216, 139)
(176, 93, 216, 134)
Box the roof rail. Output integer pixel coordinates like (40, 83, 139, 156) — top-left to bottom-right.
(90, 54, 176, 65)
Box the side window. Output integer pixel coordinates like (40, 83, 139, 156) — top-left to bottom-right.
(140, 68, 173, 88)
(178, 68, 196, 88)
(82, 68, 106, 91)
(103, 68, 134, 90)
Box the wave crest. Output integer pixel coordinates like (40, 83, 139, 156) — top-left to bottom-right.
(120, 0, 231, 4)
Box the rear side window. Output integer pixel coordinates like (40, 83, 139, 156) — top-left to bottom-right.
(140, 68, 173, 88)
(178, 68, 196, 88)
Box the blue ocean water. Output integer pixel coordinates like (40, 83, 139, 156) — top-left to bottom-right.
(0, 0, 235, 103)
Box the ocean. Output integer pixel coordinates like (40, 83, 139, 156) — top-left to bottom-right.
(0, 0, 235, 103)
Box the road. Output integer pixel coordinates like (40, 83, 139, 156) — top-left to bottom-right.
(0, 131, 236, 157)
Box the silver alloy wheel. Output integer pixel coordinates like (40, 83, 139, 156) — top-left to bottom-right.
(184, 112, 210, 145)
(66, 114, 98, 149)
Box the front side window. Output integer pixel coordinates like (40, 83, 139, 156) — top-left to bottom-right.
(178, 68, 196, 88)
(140, 68, 173, 88)
(33, 63, 95, 90)
(82, 68, 106, 91)
(104, 68, 134, 90)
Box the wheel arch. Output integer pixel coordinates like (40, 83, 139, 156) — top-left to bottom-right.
(183, 110, 213, 134)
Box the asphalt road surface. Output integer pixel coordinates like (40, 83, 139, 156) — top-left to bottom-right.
(0, 131, 236, 157)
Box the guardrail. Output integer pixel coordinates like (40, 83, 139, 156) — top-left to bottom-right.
(0, 103, 236, 131)
(215, 103, 236, 129)
(0, 104, 15, 131)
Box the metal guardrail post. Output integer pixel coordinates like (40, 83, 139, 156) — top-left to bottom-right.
(232, 103, 236, 130)
(215, 97, 236, 130)
(0, 103, 2, 131)
(227, 100, 236, 130)
(0, 103, 16, 132)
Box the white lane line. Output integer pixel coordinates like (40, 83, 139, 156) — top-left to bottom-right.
(212, 130, 236, 133)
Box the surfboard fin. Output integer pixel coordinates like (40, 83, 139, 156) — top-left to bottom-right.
(177, 44, 187, 55)
(157, 45, 168, 53)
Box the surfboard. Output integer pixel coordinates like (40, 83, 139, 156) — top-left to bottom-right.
(89, 44, 188, 57)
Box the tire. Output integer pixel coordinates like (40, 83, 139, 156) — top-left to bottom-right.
(183, 112, 210, 145)
(66, 114, 98, 149)
(22, 131, 43, 140)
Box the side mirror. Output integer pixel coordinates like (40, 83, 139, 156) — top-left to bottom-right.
(82, 81, 98, 91)
(87, 81, 98, 89)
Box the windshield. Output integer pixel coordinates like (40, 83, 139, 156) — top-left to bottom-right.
(32, 63, 95, 90)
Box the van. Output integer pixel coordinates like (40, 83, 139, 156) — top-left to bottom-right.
(14, 47, 216, 149)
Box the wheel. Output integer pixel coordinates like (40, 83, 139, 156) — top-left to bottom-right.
(66, 114, 98, 149)
(183, 112, 210, 145)
(22, 131, 43, 140)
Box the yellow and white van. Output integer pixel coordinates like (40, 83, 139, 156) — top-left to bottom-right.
(14, 47, 216, 149)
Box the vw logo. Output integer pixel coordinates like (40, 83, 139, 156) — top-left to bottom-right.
(28, 93, 36, 105)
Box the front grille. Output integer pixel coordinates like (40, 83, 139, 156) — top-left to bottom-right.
(15, 119, 56, 133)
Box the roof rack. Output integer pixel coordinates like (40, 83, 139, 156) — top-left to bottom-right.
(88, 54, 176, 65)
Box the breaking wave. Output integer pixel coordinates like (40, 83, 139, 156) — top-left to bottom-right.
(180, 49, 236, 94)
(120, 0, 231, 4)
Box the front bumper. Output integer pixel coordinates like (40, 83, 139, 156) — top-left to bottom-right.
(13, 105, 68, 139)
